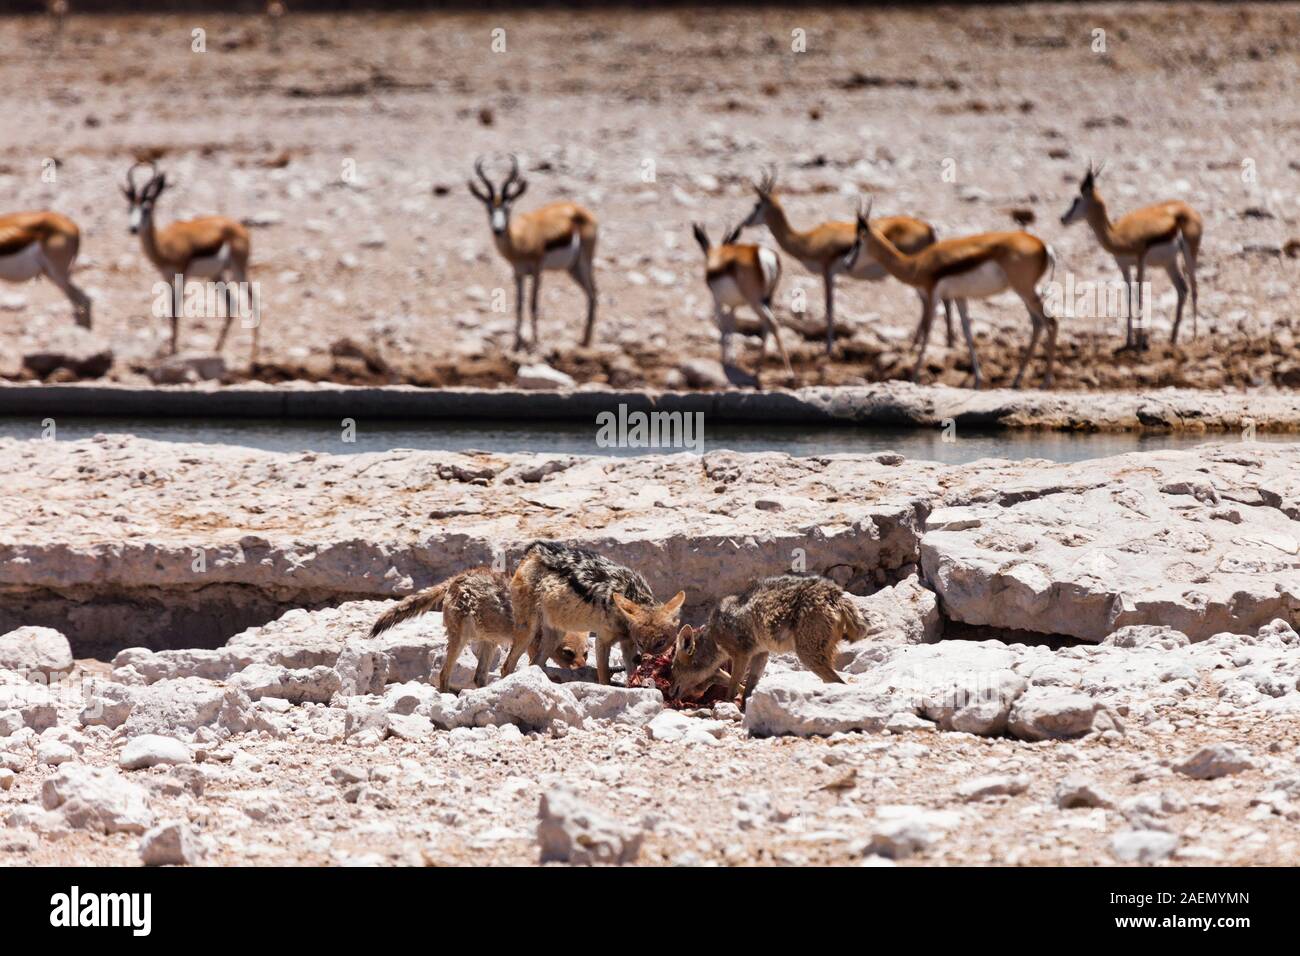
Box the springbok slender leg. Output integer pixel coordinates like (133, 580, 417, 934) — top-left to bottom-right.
(217, 274, 237, 354)
(512, 273, 525, 350)
(529, 270, 541, 350)
(169, 273, 185, 354)
(230, 260, 258, 365)
(714, 303, 735, 365)
(43, 262, 92, 329)
(1118, 262, 1133, 351)
(955, 298, 982, 388)
(909, 293, 936, 382)
(822, 270, 836, 356)
(1011, 306, 1044, 389)
(754, 299, 793, 377)
(1134, 254, 1149, 351)
(1167, 263, 1188, 346)
(572, 251, 597, 347)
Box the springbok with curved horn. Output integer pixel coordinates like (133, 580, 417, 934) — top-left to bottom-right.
(467, 155, 599, 351)
(123, 162, 257, 362)
(691, 221, 791, 378)
(0, 210, 91, 328)
(1060, 162, 1201, 350)
(739, 167, 947, 355)
(846, 198, 1058, 389)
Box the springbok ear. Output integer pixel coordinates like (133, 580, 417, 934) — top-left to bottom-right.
(611, 593, 639, 618)
(692, 222, 709, 253)
(662, 591, 686, 615)
(504, 179, 528, 202)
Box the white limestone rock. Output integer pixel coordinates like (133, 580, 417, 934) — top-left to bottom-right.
(1007, 689, 1106, 741)
(455, 667, 582, 731)
(41, 764, 154, 834)
(568, 683, 664, 725)
(537, 788, 644, 865)
(122, 678, 254, 738)
(229, 663, 340, 704)
(78, 679, 137, 729)
(1056, 775, 1114, 809)
(139, 821, 201, 865)
(1111, 829, 1179, 863)
(0, 626, 74, 679)
(119, 735, 192, 770)
(744, 672, 899, 738)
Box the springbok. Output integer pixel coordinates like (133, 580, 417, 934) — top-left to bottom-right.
(123, 162, 258, 362)
(46, 1, 68, 44)
(691, 221, 791, 378)
(1060, 162, 1201, 349)
(846, 198, 1058, 389)
(266, 1, 287, 52)
(467, 155, 599, 351)
(739, 167, 948, 354)
(0, 211, 91, 328)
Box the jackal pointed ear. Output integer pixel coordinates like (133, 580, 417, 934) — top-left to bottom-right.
(676, 624, 697, 654)
(611, 593, 640, 618)
(662, 590, 686, 615)
(722, 221, 743, 245)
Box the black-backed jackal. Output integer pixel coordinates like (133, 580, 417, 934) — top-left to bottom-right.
(371, 566, 587, 693)
(670, 575, 868, 706)
(510, 541, 685, 686)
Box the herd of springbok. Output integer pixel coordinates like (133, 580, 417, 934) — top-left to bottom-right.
(0, 154, 1201, 389)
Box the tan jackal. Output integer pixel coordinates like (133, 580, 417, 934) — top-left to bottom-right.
(670, 575, 868, 705)
(510, 541, 685, 686)
(371, 566, 587, 693)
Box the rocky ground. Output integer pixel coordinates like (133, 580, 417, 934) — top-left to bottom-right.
(2, 5, 1299, 391)
(0, 434, 1297, 865)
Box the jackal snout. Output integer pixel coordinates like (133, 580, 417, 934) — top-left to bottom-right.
(553, 631, 589, 670)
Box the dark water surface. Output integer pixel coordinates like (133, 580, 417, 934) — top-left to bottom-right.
(2, 416, 1293, 464)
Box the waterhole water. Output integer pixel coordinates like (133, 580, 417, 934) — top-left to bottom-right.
(3, 416, 1293, 463)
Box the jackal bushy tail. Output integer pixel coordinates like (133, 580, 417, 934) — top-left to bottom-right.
(836, 593, 869, 642)
(370, 581, 449, 637)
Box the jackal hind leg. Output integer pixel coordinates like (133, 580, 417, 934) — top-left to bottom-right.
(473, 641, 496, 686)
(439, 624, 469, 694)
(795, 617, 844, 685)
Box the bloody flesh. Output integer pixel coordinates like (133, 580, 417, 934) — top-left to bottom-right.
(628, 652, 730, 710)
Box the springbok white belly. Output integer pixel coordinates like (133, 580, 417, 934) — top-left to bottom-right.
(542, 232, 580, 270)
(708, 274, 749, 309)
(934, 260, 1009, 301)
(756, 246, 780, 297)
(186, 243, 232, 279)
(0, 243, 46, 283)
(1116, 240, 1179, 270)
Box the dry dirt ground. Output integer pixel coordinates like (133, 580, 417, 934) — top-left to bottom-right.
(6, 674, 1299, 868)
(1, 4, 1299, 391)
